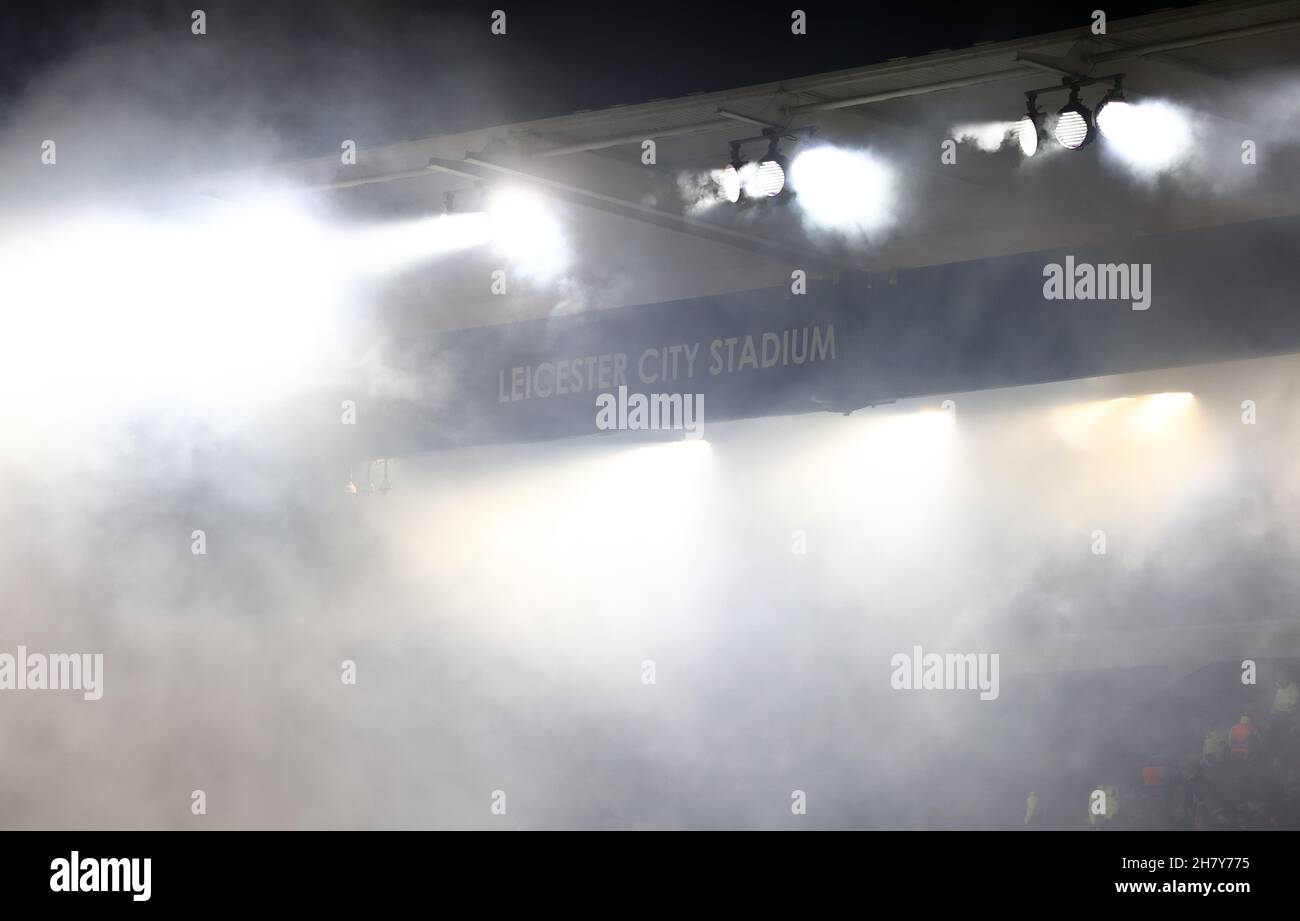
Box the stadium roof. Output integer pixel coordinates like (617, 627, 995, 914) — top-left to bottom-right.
(251, 0, 1300, 335)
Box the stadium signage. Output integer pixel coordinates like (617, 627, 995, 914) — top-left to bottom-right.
(360, 214, 1300, 454)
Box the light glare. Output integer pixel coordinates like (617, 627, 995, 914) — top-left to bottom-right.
(1096, 99, 1197, 176)
(487, 187, 571, 283)
(1051, 392, 1196, 447)
(789, 146, 896, 239)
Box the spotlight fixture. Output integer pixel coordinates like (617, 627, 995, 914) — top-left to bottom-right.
(378, 458, 393, 494)
(1016, 92, 1047, 157)
(756, 133, 787, 197)
(721, 141, 744, 203)
(345, 464, 358, 496)
(1054, 85, 1094, 150)
(1094, 76, 1129, 139)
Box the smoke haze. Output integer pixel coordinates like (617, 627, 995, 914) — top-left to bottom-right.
(2, 1, 1299, 830)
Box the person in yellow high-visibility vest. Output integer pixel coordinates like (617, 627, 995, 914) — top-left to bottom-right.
(1272, 676, 1298, 719)
(1203, 728, 1227, 765)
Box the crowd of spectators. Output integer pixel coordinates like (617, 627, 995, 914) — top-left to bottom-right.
(1024, 670, 1300, 829)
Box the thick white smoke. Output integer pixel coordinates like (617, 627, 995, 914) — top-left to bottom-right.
(3, 7, 1300, 832)
(952, 120, 1018, 152)
(6, 347, 1299, 828)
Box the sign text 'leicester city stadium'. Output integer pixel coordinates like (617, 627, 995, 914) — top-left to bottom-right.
(496, 324, 837, 403)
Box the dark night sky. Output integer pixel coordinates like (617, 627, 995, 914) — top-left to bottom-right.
(2, 0, 1201, 156)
